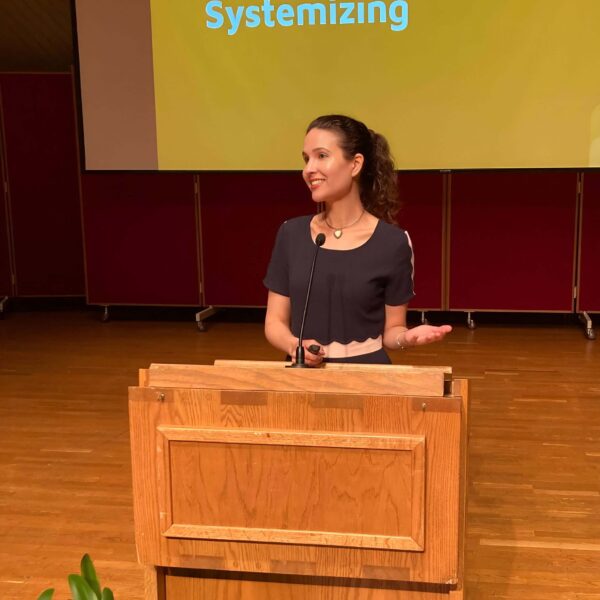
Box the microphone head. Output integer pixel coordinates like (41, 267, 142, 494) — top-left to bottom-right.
(315, 233, 326, 247)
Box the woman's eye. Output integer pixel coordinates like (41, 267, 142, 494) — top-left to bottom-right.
(318, 153, 327, 159)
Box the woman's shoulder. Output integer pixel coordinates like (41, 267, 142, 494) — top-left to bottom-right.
(282, 214, 313, 225)
(276, 214, 313, 236)
(375, 220, 411, 247)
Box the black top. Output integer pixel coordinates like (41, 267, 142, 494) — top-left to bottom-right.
(264, 215, 415, 345)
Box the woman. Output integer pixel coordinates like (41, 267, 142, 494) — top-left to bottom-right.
(264, 114, 451, 366)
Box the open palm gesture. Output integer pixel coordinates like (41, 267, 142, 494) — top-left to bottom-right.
(404, 324, 452, 347)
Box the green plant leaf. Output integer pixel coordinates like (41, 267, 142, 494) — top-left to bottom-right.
(101, 588, 115, 600)
(37, 589, 55, 600)
(68, 574, 98, 600)
(80, 554, 102, 599)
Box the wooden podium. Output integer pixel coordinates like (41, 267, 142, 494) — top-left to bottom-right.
(129, 361, 468, 599)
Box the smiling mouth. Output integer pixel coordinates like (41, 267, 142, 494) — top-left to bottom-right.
(309, 179, 325, 188)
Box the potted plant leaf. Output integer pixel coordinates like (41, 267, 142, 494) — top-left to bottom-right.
(37, 554, 114, 600)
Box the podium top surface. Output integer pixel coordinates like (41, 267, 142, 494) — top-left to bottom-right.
(141, 360, 453, 397)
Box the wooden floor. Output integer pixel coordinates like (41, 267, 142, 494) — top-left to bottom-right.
(0, 309, 599, 599)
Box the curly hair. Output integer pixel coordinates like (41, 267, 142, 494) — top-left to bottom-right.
(306, 115, 399, 224)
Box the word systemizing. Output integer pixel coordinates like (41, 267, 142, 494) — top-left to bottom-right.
(205, 0, 409, 35)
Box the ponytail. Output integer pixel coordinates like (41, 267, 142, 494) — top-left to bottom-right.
(363, 130, 399, 224)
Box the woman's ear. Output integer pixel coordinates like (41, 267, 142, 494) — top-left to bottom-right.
(352, 153, 364, 178)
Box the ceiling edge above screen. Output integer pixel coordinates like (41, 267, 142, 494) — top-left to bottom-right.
(75, 0, 158, 170)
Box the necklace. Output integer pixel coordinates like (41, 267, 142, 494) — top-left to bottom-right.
(323, 210, 364, 239)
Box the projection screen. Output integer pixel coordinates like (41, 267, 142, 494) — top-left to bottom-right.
(75, 0, 600, 170)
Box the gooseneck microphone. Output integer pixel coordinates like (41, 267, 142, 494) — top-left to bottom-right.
(289, 232, 326, 368)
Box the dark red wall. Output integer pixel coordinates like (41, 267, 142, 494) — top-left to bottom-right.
(81, 173, 200, 306)
(0, 139, 12, 297)
(0, 73, 84, 296)
(396, 172, 445, 311)
(449, 172, 578, 312)
(578, 173, 600, 312)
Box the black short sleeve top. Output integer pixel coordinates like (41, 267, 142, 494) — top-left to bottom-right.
(263, 215, 415, 345)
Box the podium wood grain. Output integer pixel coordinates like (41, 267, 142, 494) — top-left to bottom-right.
(129, 362, 466, 598)
(145, 362, 451, 397)
(164, 571, 465, 599)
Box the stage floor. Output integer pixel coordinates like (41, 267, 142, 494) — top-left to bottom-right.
(0, 309, 599, 599)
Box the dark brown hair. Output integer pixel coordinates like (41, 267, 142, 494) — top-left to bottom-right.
(306, 114, 399, 223)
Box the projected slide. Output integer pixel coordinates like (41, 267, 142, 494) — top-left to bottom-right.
(75, 0, 600, 170)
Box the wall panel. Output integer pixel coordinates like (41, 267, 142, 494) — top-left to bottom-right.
(449, 171, 577, 312)
(0, 132, 13, 297)
(81, 173, 199, 306)
(578, 173, 600, 313)
(0, 73, 84, 296)
(396, 172, 445, 311)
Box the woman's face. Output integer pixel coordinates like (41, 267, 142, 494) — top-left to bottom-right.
(302, 128, 363, 204)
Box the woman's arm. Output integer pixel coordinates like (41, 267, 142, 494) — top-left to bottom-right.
(265, 290, 324, 365)
(383, 304, 452, 350)
(265, 290, 297, 355)
(382, 303, 410, 349)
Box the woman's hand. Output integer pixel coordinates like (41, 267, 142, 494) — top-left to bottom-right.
(402, 324, 452, 347)
(290, 338, 325, 367)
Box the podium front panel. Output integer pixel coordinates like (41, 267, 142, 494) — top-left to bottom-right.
(130, 366, 465, 588)
(159, 427, 425, 551)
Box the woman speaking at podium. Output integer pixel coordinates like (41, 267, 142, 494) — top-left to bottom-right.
(264, 115, 451, 366)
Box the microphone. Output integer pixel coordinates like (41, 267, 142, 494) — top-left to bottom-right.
(289, 232, 326, 368)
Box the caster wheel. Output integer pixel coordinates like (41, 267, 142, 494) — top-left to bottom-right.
(467, 318, 476, 330)
(197, 320, 207, 332)
(586, 328, 596, 340)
